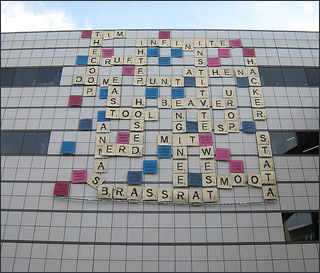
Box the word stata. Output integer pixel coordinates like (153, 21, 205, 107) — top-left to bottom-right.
(54, 29, 278, 205)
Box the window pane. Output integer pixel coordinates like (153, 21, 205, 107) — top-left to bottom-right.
(36, 67, 62, 86)
(305, 67, 319, 86)
(270, 131, 319, 155)
(269, 131, 299, 154)
(259, 67, 284, 86)
(297, 131, 319, 154)
(1, 131, 24, 154)
(12, 68, 39, 87)
(282, 213, 319, 241)
(21, 131, 50, 154)
(281, 67, 308, 87)
(1, 68, 16, 87)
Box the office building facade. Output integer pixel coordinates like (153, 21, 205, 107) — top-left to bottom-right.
(1, 29, 319, 272)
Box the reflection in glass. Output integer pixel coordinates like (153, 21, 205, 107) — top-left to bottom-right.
(282, 213, 319, 241)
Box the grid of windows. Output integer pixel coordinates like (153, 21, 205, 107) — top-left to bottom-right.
(1, 29, 319, 273)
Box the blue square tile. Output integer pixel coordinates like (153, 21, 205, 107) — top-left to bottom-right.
(60, 141, 76, 154)
(171, 48, 183, 58)
(76, 55, 88, 65)
(171, 88, 185, 99)
(146, 87, 159, 98)
(242, 121, 256, 133)
(127, 171, 142, 185)
(184, 77, 195, 87)
(143, 160, 158, 174)
(97, 111, 110, 122)
(147, 48, 159, 57)
(99, 88, 108, 99)
(159, 57, 171, 66)
(158, 146, 172, 158)
(186, 121, 198, 132)
(78, 119, 93, 131)
(236, 77, 250, 87)
(188, 173, 202, 186)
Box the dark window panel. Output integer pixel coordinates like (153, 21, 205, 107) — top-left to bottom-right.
(281, 67, 308, 87)
(21, 131, 51, 154)
(270, 131, 319, 155)
(305, 67, 319, 86)
(1, 131, 51, 155)
(258, 67, 284, 86)
(1, 131, 24, 154)
(269, 131, 299, 154)
(36, 67, 62, 86)
(282, 212, 319, 242)
(296, 131, 319, 154)
(12, 67, 39, 87)
(1, 68, 16, 87)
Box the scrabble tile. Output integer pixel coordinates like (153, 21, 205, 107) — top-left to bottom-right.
(173, 174, 188, 187)
(143, 160, 158, 174)
(202, 188, 219, 202)
(199, 146, 214, 159)
(248, 173, 262, 188)
(229, 39, 243, 48)
(186, 121, 198, 133)
(86, 172, 105, 189)
(53, 182, 70, 196)
(198, 134, 213, 146)
(143, 187, 158, 201)
(145, 87, 159, 98)
(172, 146, 187, 159)
(217, 175, 232, 189)
(242, 121, 256, 133)
(147, 48, 160, 57)
(202, 173, 217, 187)
(158, 188, 173, 202)
(262, 186, 278, 200)
(76, 55, 89, 64)
(189, 188, 203, 203)
(68, 95, 83, 106)
(94, 159, 109, 173)
(60, 141, 76, 154)
(215, 148, 230, 161)
(159, 57, 171, 66)
(72, 170, 87, 183)
(158, 145, 172, 158)
(218, 48, 230, 58)
(231, 173, 246, 186)
(127, 171, 143, 185)
(173, 189, 189, 203)
(188, 173, 202, 186)
(229, 160, 244, 173)
(236, 77, 250, 87)
(97, 184, 114, 199)
(127, 186, 142, 200)
(78, 119, 93, 131)
(117, 132, 130, 144)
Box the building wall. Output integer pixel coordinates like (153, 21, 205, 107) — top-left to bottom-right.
(1, 29, 319, 272)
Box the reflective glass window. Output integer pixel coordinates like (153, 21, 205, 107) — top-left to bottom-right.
(1, 131, 51, 155)
(1, 68, 16, 87)
(259, 67, 284, 86)
(282, 213, 319, 242)
(1, 131, 24, 154)
(305, 67, 319, 86)
(36, 67, 62, 86)
(270, 131, 319, 155)
(12, 67, 39, 87)
(281, 67, 308, 87)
